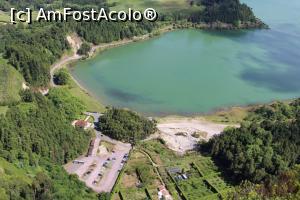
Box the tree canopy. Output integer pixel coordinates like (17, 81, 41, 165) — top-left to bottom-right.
(203, 99, 300, 183)
(77, 42, 91, 56)
(54, 68, 70, 85)
(189, 0, 256, 24)
(98, 108, 157, 144)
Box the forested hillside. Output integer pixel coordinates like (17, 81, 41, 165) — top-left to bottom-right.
(190, 0, 256, 23)
(74, 21, 157, 44)
(1, 23, 69, 87)
(232, 166, 300, 199)
(202, 99, 300, 198)
(0, 157, 98, 200)
(0, 89, 99, 199)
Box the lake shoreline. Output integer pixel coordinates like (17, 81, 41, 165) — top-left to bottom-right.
(58, 22, 298, 121)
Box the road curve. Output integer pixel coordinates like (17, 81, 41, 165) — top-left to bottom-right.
(50, 35, 83, 87)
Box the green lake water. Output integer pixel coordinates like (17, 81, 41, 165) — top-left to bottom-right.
(71, 0, 300, 116)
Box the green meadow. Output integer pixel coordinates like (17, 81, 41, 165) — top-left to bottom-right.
(0, 11, 10, 23)
(0, 59, 24, 104)
(65, 68, 105, 112)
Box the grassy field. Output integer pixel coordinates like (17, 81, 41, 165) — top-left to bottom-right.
(113, 140, 233, 200)
(0, 11, 10, 23)
(100, 141, 115, 152)
(0, 11, 40, 25)
(0, 106, 8, 115)
(62, 70, 105, 113)
(0, 158, 32, 183)
(203, 107, 250, 124)
(0, 59, 24, 104)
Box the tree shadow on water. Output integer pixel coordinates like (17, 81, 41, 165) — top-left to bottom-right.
(106, 87, 162, 104)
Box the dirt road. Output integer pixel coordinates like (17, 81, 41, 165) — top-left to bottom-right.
(50, 34, 83, 87)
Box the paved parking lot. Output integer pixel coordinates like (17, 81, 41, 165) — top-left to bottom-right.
(64, 132, 131, 192)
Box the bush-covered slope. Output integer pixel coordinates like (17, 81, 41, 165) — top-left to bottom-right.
(0, 90, 99, 199)
(203, 99, 300, 183)
(0, 157, 99, 200)
(0, 58, 23, 105)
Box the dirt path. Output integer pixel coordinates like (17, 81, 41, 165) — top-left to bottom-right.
(138, 149, 173, 200)
(50, 34, 83, 87)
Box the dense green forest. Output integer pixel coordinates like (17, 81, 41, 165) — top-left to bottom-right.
(74, 21, 158, 44)
(201, 99, 300, 198)
(189, 0, 256, 23)
(0, 90, 89, 164)
(0, 89, 100, 199)
(98, 108, 156, 144)
(0, 157, 99, 200)
(1, 23, 69, 87)
(232, 165, 300, 199)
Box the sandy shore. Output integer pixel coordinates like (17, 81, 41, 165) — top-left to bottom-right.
(153, 116, 239, 154)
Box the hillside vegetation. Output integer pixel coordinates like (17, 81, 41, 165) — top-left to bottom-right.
(0, 90, 99, 199)
(0, 58, 23, 104)
(65, 77, 106, 112)
(202, 99, 300, 199)
(190, 0, 257, 23)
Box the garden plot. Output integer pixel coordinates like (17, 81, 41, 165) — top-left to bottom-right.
(140, 140, 233, 200)
(114, 151, 163, 200)
(194, 158, 220, 177)
(168, 165, 216, 200)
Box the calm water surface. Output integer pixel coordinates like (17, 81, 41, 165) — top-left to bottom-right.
(71, 0, 300, 115)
